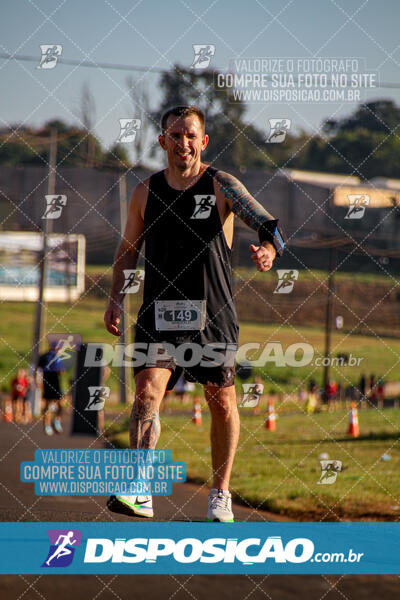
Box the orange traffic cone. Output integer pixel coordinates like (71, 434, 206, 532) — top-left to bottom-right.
(264, 398, 276, 431)
(192, 396, 202, 426)
(3, 396, 13, 423)
(347, 402, 360, 437)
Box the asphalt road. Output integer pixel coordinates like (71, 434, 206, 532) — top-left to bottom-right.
(0, 414, 398, 599)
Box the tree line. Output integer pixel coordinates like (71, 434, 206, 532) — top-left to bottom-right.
(1, 65, 399, 180)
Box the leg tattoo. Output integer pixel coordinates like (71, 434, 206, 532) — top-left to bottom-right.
(129, 400, 161, 449)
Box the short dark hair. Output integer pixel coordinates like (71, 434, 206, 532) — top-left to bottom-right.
(161, 105, 205, 134)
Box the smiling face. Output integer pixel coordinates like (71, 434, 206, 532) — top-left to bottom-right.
(158, 114, 209, 172)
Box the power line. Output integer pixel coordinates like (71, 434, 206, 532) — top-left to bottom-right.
(0, 53, 166, 74)
(2, 52, 400, 89)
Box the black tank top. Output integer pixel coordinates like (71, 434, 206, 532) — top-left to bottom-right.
(136, 165, 239, 346)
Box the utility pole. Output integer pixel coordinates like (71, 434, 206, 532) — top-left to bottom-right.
(119, 173, 131, 405)
(30, 128, 57, 384)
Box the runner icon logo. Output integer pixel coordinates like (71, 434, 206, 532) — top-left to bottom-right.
(317, 460, 342, 485)
(118, 119, 141, 143)
(191, 195, 216, 219)
(46, 334, 81, 371)
(42, 529, 82, 567)
(274, 270, 299, 294)
(37, 45, 62, 69)
(239, 382, 264, 408)
(42, 195, 67, 220)
(121, 269, 145, 294)
(85, 386, 110, 411)
(266, 119, 291, 143)
(345, 194, 370, 219)
(190, 45, 215, 69)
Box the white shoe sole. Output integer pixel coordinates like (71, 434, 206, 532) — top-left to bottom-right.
(206, 516, 234, 523)
(109, 496, 154, 518)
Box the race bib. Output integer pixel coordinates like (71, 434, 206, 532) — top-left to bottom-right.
(155, 300, 206, 331)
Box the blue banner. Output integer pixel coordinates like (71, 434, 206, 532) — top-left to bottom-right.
(20, 449, 186, 496)
(0, 523, 398, 574)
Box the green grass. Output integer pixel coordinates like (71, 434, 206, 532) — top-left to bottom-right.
(233, 267, 400, 285)
(2, 286, 399, 520)
(86, 265, 110, 274)
(1, 297, 400, 394)
(0, 297, 111, 391)
(86, 265, 399, 286)
(109, 406, 400, 520)
(238, 322, 400, 392)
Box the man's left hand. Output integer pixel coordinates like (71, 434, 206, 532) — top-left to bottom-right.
(249, 242, 276, 272)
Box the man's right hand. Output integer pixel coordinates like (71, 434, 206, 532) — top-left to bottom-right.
(104, 301, 122, 336)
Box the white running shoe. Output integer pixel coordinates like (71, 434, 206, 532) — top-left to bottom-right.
(44, 425, 54, 436)
(53, 419, 63, 434)
(206, 488, 234, 522)
(112, 494, 154, 518)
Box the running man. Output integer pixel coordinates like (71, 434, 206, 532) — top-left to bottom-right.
(86, 387, 107, 410)
(46, 335, 76, 369)
(275, 269, 297, 292)
(192, 45, 213, 68)
(43, 194, 65, 218)
(45, 531, 76, 566)
(104, 105, 285, 522)
(120, 270, 137, 294)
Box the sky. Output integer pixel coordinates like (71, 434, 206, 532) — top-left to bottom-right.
(1, 0, 399, 164)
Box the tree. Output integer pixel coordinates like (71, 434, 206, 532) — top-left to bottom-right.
(323, 100, 400, 135)
(153, 64, 275, 170)
(294, 100, 400, 179)
(0, 119, 127, 169)
(79, 83, 96, 167)
(103, 143, 131, 169)
(126, 76, 152, 166)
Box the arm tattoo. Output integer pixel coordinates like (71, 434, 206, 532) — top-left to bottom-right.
(215, 170, 275, 231)
(129, 400, 161, 449)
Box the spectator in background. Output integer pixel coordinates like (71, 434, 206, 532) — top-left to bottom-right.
(326, 379, 338, 412)
(305, 383, 319, 415)
(377, 377, 385, 409)
(369, 374, 377, 406)
(175, 374, 195, 404)
(22, 373, 34, 424)
(38, 342, 65, 436)
(359, 373, 367, 408)
(10, 368, 28, 423)
(298, 387, 308, 404)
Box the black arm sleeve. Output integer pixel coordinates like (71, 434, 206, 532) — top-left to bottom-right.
(258, 219, 286, 257)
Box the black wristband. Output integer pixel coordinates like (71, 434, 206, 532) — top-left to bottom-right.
(258, 219, 285, 257)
